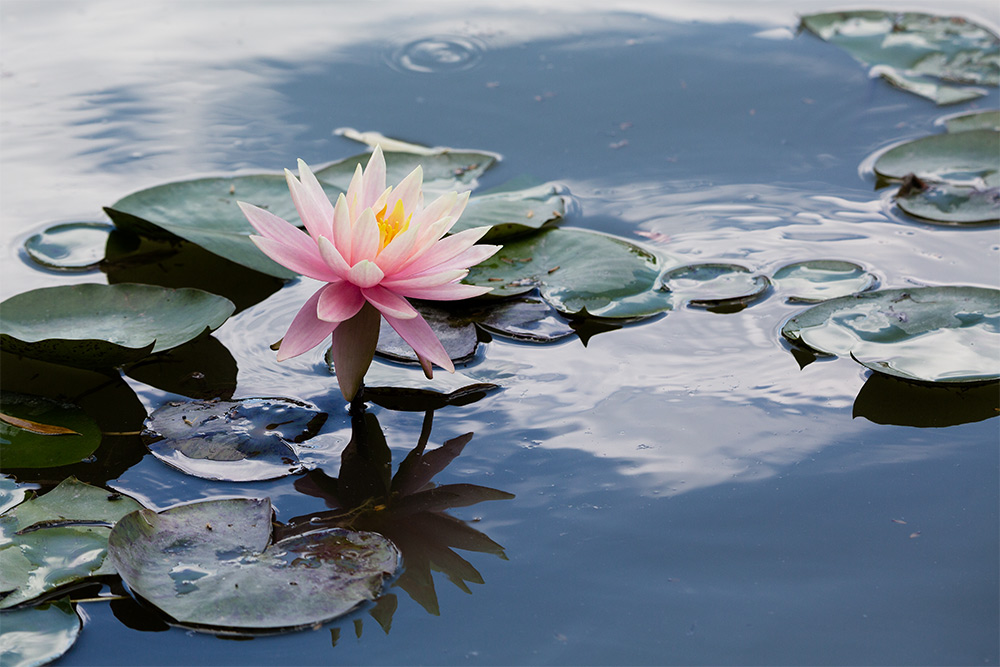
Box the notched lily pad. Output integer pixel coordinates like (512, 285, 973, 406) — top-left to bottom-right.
(0, 394, 102, 469)
(658, 263, 770, 311)
(106, 498, 400, 633)
(23, 222, 113, 271)
(771, 260, 878, 303)
(0, 598, 82, 667)
(0, 284, 235, 370)
(144, 398, 327, 482)
(782, 286, 999, 383)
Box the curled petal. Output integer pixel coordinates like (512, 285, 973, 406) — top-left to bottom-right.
(383, 310, 455, 377)
(360, 146, 387, 210)
(361, 285, 418, 319)
(317, 281, 366, 322)
(276, 288, 336, 361)
(330, 302, 381, 401)
(347, 259, 385, 288)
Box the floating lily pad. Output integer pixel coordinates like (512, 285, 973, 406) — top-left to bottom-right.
(659, 263, 770, 310)
(895, 181, 999, 224)
(0, 598, 82, 667)
(0, 477, 142, 537)
(144, 398, 326, 482)
(782, 286, 999, 383)
(472, 296, 575, 342)
(0, 477, 28, 515)
(0, 394, 102, 469)
(944, 109, 1000, 132)
(801, 11, 999, 104)
(771, 260, 878, 303)
(107, 498, 400, 633)
(0, 284, 235, 370)
(875, 130, 1000, 185)
(375, 305, 479, 367)
(465, 228, 673, 319)
(452, 179, 567, 241)
(23, 222, 113, 271)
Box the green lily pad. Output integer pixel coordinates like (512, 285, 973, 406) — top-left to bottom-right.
(0, 394, 102, 469)
(452, 179, 567, 241)
(771, 260, 879, 303)
(465, 228, 674, 319)
(375, 304, 479, 367)
(0, 598, 82, 667)
(801, 11, 999, 104)
(782, 286, 999, 383)
(144, 398, 326, 482)
(472, 296, 575, 343)
(0, 477, 142, 537)
(107, 498, 400, 633)
(895, 181, 999, 224)
(875, 130, 1000, 185)
(944, 109, 1000, 132)
(658, 263, 770, 310)
(23, 222, 113, 271)
(0, 477, 28, 515)
(0, 284, 235, 370)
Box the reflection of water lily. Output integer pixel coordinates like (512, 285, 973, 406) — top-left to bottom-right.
(239, 147, 500, 400)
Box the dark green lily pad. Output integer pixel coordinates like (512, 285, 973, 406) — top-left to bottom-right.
(144, 398, 326, 482)
(801, 11, 999, 104)
(782, 286, 999, 383)
(659, 263, 770, 310)
(0, 598, 82, 667)
(0, 394, 102, 469)
(465, 228, 674, 319)
(896, 181, 999, 224)
(0, 477, 142, 536)
(106, 498, 400, 633)
(771, 260, 879, 303)
(944, 109, 1000, 132)
(875, 130, 1000, 185)
(23, 222, 113, 271)
(452, 179, 567, 241)
(472, 296, 575, 342)
(0, 284, 235, 370)
(375, 304, 479, 366)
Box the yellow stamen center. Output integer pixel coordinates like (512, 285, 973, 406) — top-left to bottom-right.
(374, 198, 411, 250)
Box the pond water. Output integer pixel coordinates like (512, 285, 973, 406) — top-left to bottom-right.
(1, 1, 998, 665)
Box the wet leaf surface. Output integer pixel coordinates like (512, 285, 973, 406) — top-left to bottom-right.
(658, 263, 770, 310)
(875, 130, 1000, 185)
(144, 398, 326, 482)
(23, 222, 113, 272)
(0, 394, 102, 469)
(0, 284, 235, 370)
(895, 182, 999, 224)
(452, 178, 568, 241)
(944, 109, 1000, 132)
(771, 260, 878, 303)
(107, 498, 400, 633)
(0, 597, 82, 667)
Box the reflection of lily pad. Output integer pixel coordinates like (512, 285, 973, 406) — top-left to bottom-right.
(944, 109, 1000, 132)
(465, 228, 673, 319)
(107, 498, 400, 633)
(23, 222, 112, 271)
(782, 286, 999, 383)
(854, 372, 1000, 427)
(801, 11, 999, 104)
(0, 284, 235, 370)
(0, 393, 102, 469)
(144, 398, 326, 482)
(0, 598, 82, 666)
(771, 260, 878, 303)
(659, 263, 770, 310)
(123, 335, 238, 401)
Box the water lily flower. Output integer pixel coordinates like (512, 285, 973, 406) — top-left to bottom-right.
(239, 147, 499, 401)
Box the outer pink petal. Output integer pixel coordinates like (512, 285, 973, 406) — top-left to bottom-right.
(361, 285, 418, 319)
(317, 236, 352, 280)
(393, 244, 500, 282)
(331, 193, 353, 261)
(388, 165, 423, 214)
(383, 310, 454, 377)
(394, 282, 493, 301)
(394, 226, 493, 278)
(317, 281, 366, 323)
(276, 288, 336, 361)
(361, 146, 387, 210)
(286, 164, 333, 242)
(239, 200, 307, 244)
(351, 208, 381, 264)
(330, 302, 381, 401)
(250, 236, 339, 282)
(346, 164, 364, 219)
(380, 268, 467, 291)
(347, 259, 385, 288)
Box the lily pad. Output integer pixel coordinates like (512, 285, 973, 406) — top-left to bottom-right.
(106, 498, 400, 632)
(771, 260, 878, 303)
(781, 286, 999, 383)
(375, 304, 479, 367)
(0, 477, 28, 515)
(144, 398, 326, 482)
(23, 222, 113, 271)
(0, 284, 235, 370)
(874, 130, 1000, 185)
(944, 109, 1000, 132)
(895, 181, 999, 224)
(472, 296, 575, 343)
(658, 263, 770, 310)
(0, 394, 102, 469)
(452, 179, 567, 241)
(465, 228, 674, 319)
(801, 11, 999, 104)
(0, 598, 82, 667)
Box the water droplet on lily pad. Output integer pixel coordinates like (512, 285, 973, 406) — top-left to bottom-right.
(658, 263, 770, 311)
(23, 222, 112, 271)
(771, 260, 878, 303)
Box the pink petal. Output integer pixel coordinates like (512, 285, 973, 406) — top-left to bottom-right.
(276, 288, 336, 361)
(317, 236, 351, 280)
(346, 164, 364, 219)
(374, 226, 419, 275)
(361, 146, 387, 210)
(238, 201, 306, 244)
(383, 310, 454, 376)
(286, 163, 333, 241)
(330, 302, 381, 401)
(410, 191, 457, 230)
(380, 268, 467, 291)
(347, 259, 385, 288)
(250, 236, 340, 282)
(394, 226, 493, 278)
(331, 193, 353, 261)
(394, 282, 493, 301)
(350, 208, 381, 263)
(388, 165, 423, 214)
(361, 285, 418, 319)
(395, 243, 500, 281)
(317, 281, 366, 322)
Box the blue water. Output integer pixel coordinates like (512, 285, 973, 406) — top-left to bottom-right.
(1, 2, 998, 665)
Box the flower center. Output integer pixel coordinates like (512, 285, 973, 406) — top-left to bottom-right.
(374, 199, 410, 250)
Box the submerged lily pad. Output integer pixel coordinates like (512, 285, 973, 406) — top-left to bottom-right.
(0, 598, 82, 667)
(144, 398, 326, 482)
(782, 286, 999, 383)
(801, 11, 999, 104)
(23, 222, 113, 271)
(465, 228, 674, 319)
(107, 498, 400, 633)
(0, 394, 102, 469)
(771, 260, 878, 303)
(0, 284, 235, 370)
(944, 109, 1000, 132)
(659, 263, 770, 310)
